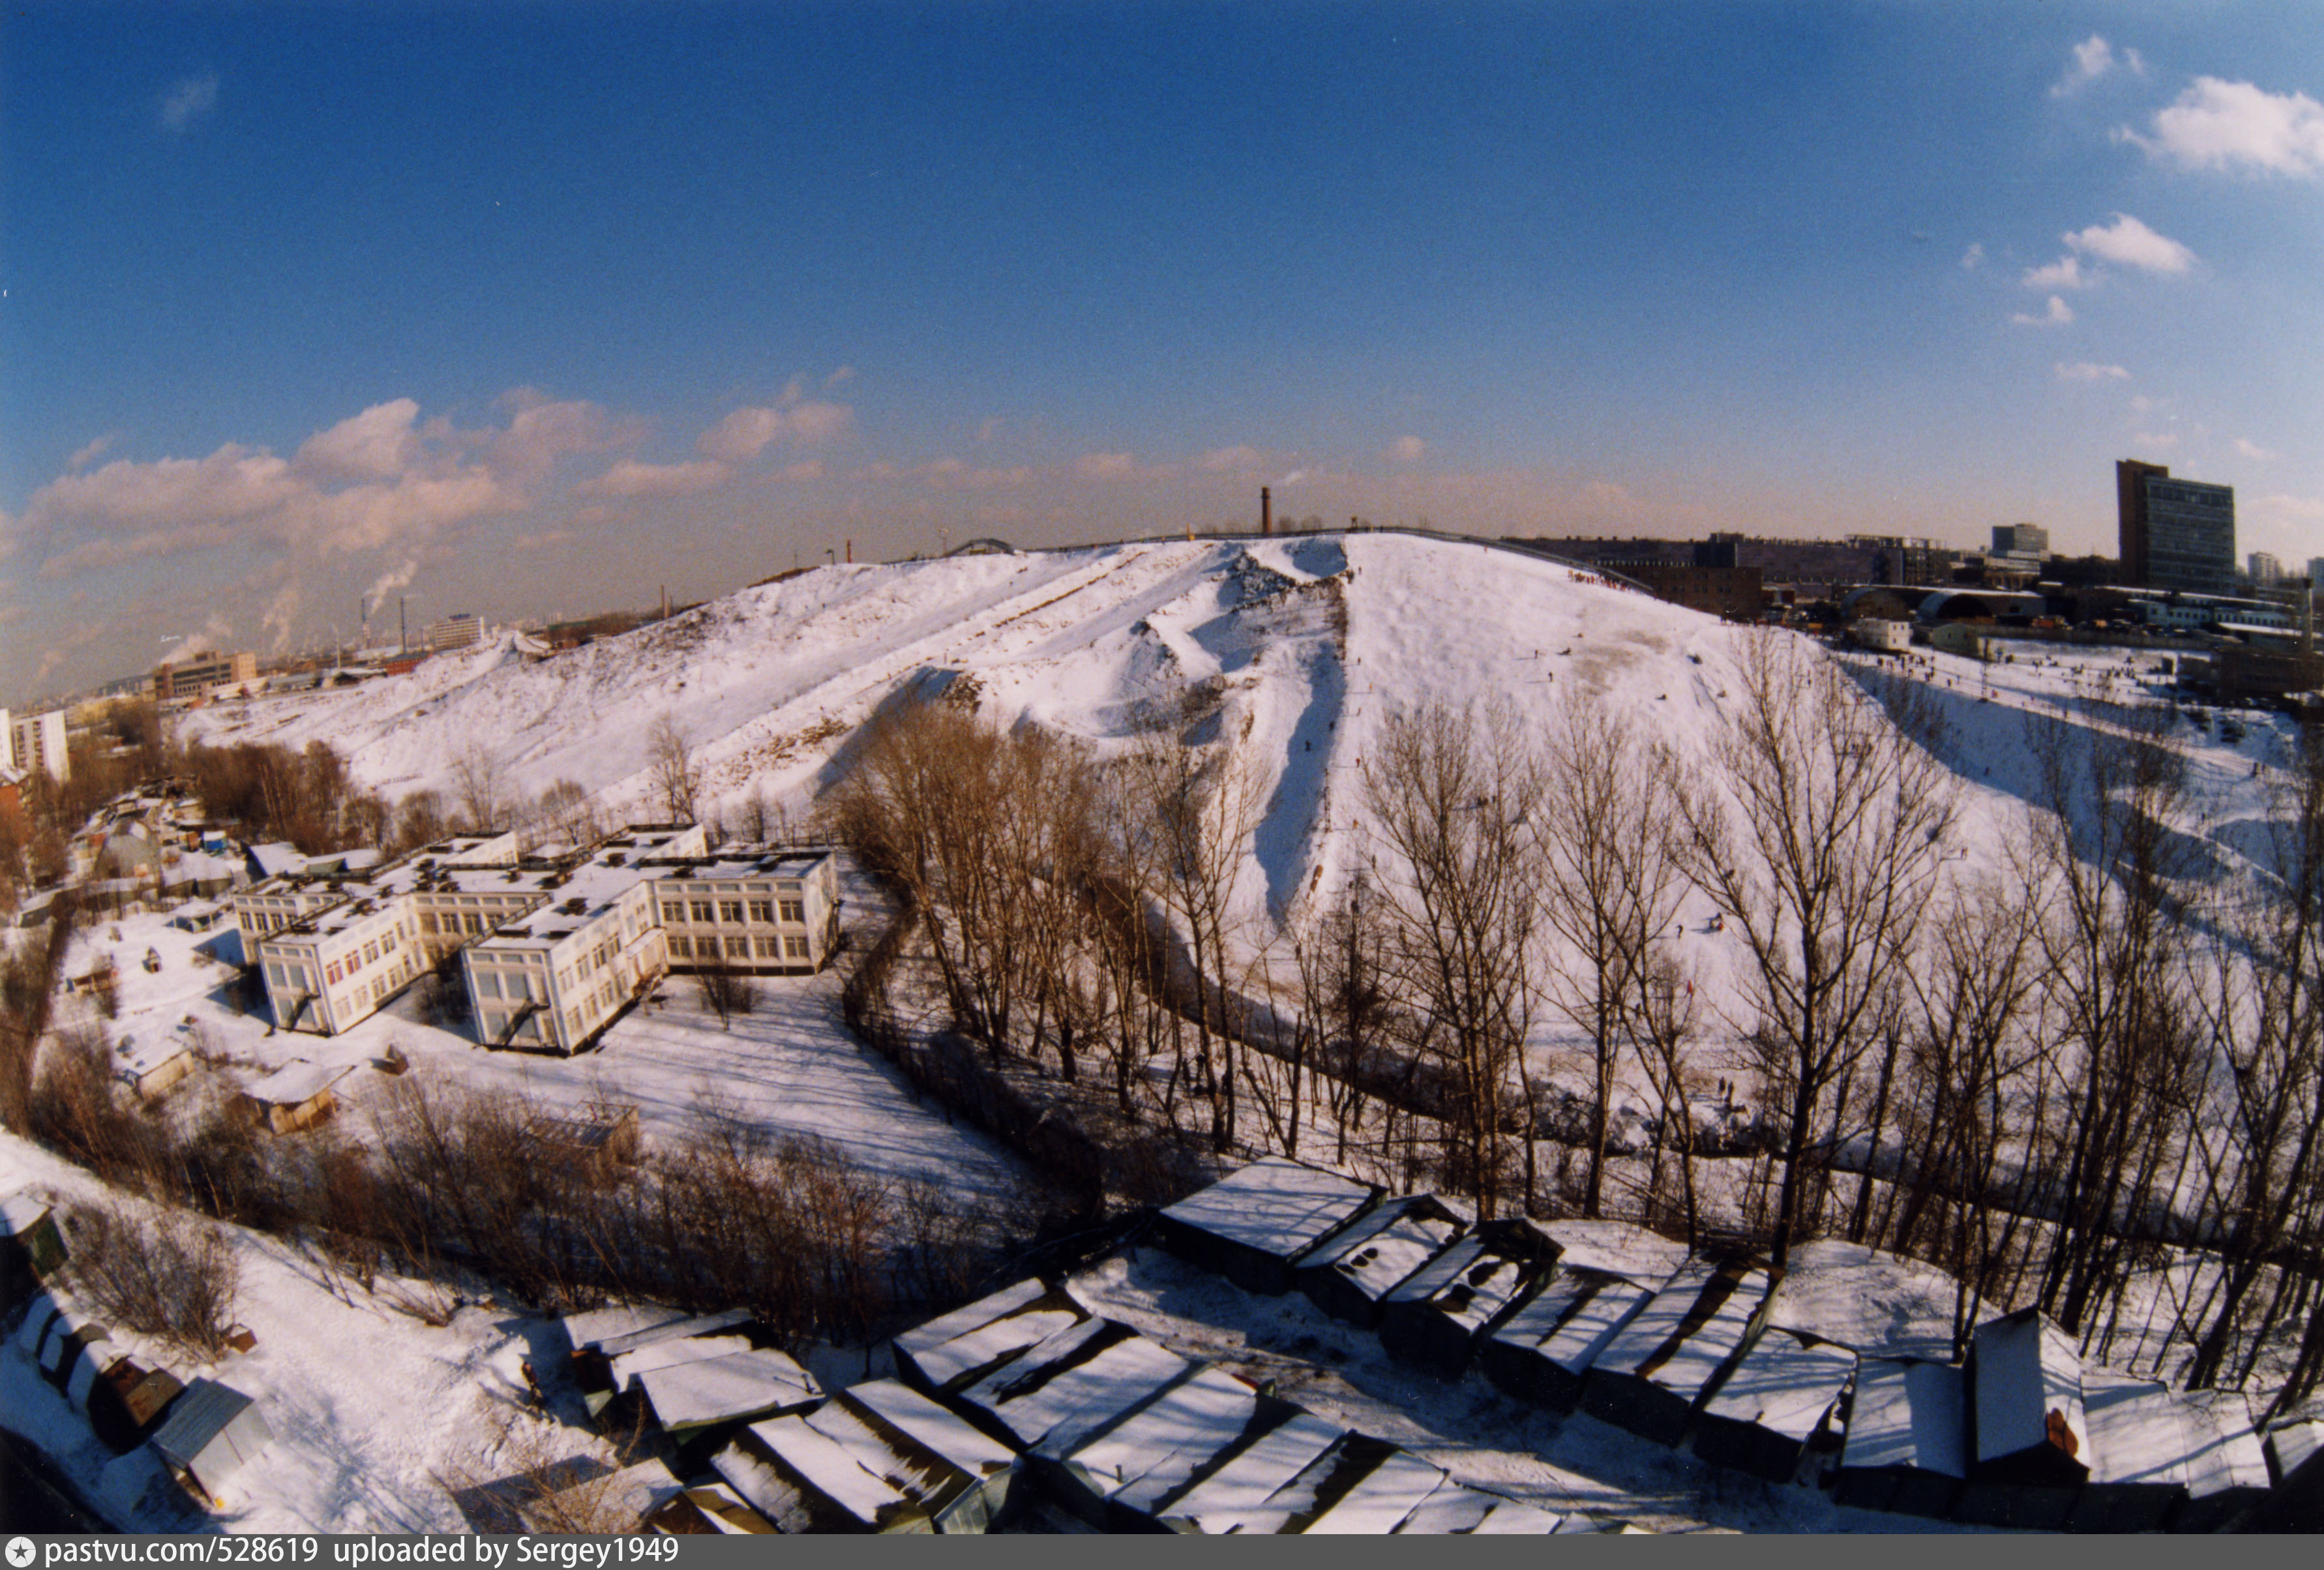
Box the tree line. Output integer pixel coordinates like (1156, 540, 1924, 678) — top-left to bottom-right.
(827, 632, 2324, 1408)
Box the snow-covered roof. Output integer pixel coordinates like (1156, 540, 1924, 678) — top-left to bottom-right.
(1161, 1158, 1377, 1261)
(246, 843, 306, 879)
(635, 1347, 820, 1432)
(961, 1320, 1190, 1453)
(242, 1058, 351, 1106)
(1696, 1330, 1856, 1445)
(1592, 1257, 1770, 1400)
(1840, 1359, 1967, 1478)
(563, 1302, 691, 1354)
(1052, 1364, 1264, 1512)
(595, 1306, 752, 1359)
(1765, 1241, 1968, 1361)
(1537, 1218, 1691, 1288)
(1298, 1447, 1449, 1534)
(841, 1380, 1017, 1480)
(0, 1188, 52, 1237)
(1393, 1485, 1563, 1534)
(1534, 1278, 1653, 1376)
(1300, 1196, 1463, 1303)
(1162, 1410, 1347, 1527)
(899, 1290, 1084, 1395)
(150, 1377, 263, 1470)
(114, 1034, 194, 1079)
(733, 1413, 915, 1527)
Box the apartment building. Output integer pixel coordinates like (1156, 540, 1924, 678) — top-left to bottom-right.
(643, 845, 841, 974)
(2, 709, 70, 785)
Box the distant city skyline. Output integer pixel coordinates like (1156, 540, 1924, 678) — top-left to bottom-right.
(5, 3, 2321, 700)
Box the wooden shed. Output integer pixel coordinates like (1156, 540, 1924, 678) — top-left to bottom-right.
(0, 1191, 67, 1314)
(1832, 1357, 1968, 1519)
(1690, 1329, 1856, 1483)
(1581, 1256, 1776, 1447)
(1377, 1216, 1562, 1375)
(522, 1101, 641, 1175)
(1154, 1157, 1381, 1297)
(115, 1035, 197, 1098)
(243, 1059, 352, 1134)
(149, 1378, 275, 1508)
(1292, 1193, 1466, 1330)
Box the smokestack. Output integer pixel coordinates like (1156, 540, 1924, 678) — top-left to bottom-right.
(845, 538, 853, 564)
(1261, 487, 1272, 537)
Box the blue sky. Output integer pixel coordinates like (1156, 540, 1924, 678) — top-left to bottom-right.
(5, 2, 2321, 699)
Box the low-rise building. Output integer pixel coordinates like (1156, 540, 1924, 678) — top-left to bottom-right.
(234, 824, 844, 1049)
(643, 845, 842, 974)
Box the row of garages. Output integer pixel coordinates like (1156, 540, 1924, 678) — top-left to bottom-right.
(1149, 1158, 2323, 1533)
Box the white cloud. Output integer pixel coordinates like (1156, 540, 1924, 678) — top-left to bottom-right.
(1386, 436, 1426, 464)
(296, 399, 424, 483)
(1198, 445, 1264, 474)
(67, 434, 117, 471)
(2022, 256, 2089, 291)
(2235, 438, 2278, 460)
(2134, 431, 2181, 449)
(2121, 76, 2324, 176)
(583, 459, 728, 498)
(2055, 361, 2130, 382)
(161, 72, 218, 132)
(1959, 243, 1985, 270)
(2052, 35, 2145, 98)
(2064, 213, 2196, 275)
(2012, 295, 2076, 327)
(19, 394, 626, 577)
(696, 399, 853, 464)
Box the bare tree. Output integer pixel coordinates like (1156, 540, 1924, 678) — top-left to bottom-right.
(1537, 687, 1687, 1216)
(449, 741, 509, 832)
(1122, 704, 1269, 1153)
(2025, 695, 2203, 1337)
(646, 713, 702, 823)
(1362, 701, 1543, 1218)
(1671, 633, 1958, 1269)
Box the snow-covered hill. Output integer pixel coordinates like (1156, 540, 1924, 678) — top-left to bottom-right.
(186, 530, 2301, 1054)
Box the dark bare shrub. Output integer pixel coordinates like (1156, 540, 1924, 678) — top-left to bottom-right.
(62, 1200, 241, 1362)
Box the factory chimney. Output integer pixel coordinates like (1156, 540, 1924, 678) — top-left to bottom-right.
(1260, 486, 1272, 537)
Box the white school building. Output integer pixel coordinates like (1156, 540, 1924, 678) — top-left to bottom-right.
(231, 824, 841, 1053)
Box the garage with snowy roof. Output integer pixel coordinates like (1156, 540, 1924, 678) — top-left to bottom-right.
(1581, 1255, 1775, 1446)
(1377, 1215, 1560, 1374)
(1155, 1157, 1380, 1296)
(1292, 1191, 1465, 1329)
(1832, 1357, 1968, 1519)
(1690, 1329, 1855, 1483)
